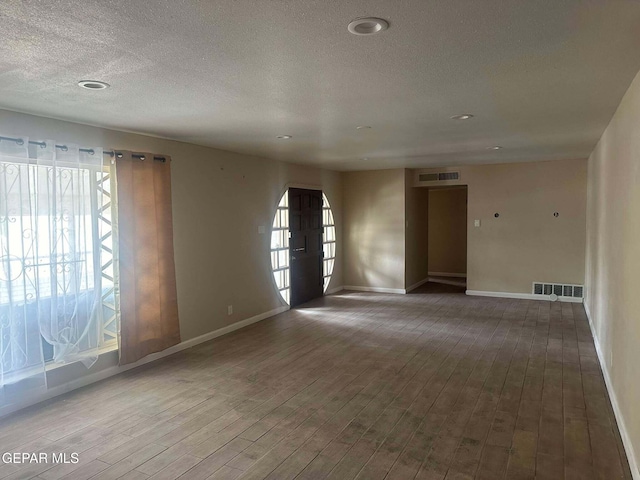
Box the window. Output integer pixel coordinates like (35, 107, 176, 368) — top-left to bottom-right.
(92, 165, 119, 351)
(270, 192, 290, 304)
(322, 193, 336, 292)
(270, 190, 336, 304)
(0, 143, 118, 379)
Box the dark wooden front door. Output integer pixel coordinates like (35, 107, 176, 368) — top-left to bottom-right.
(289, 188, 323, 306)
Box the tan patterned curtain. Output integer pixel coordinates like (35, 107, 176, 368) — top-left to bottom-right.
(116, 151, 180, 365)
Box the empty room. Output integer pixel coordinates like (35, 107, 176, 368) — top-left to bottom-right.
(0, 1, 639, 479)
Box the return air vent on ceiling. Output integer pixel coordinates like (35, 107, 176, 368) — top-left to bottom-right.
(418, 171, 460, 182)
(532, 282, 584, 300)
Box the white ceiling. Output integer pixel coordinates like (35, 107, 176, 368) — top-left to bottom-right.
(1, 0, 640, 171)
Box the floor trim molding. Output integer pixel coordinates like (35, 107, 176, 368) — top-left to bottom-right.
(325, 285, 344, 295)
(428, 272, 467, 278)
(0, 305, 289, 419)
(583, 301, 639, 480)
(406, 277, 430, 293)
(466, 289, 583, 303)
(343, 285, 406, 295)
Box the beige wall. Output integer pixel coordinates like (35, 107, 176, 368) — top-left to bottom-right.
(428, 188, 468, 276)
(0, 109, 342, 386)
(405, 170, 430, 289)
(585, 70, 640, 476)
(345, 161, 586, 296)
(415, 158, 588, 294)
(343, 169, 406, 291)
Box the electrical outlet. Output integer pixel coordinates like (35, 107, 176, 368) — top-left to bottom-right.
(227, 305, 233, 315)
(474, 219, 481, 227)
(258, 225, 265, 234)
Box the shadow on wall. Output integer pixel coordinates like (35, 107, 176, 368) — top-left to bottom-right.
(349, 181, 405, 288)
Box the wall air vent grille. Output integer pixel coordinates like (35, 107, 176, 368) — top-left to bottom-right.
(532, 282, 584, 300)
(418, 171, 460, 182)
(438, 172, 460, 181)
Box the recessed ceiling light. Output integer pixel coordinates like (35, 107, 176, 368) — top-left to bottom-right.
(78, 80, 110, 90)
(347, 17, 389, 36)
(356, 125, 372, 130)
(361, 157, 369, 161)
(487, 145, 503, 150)
(451, 114, 474, 120)
(276, 135, 292, 139)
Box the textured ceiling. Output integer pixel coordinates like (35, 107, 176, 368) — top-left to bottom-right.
(1, 0, 640, 170)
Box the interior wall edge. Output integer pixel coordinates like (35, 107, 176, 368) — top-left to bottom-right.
(583, 66, 640, 478)
(325, 286, 345, 295)
(583, 302, 640, 480)
(406, 277, 430, 293)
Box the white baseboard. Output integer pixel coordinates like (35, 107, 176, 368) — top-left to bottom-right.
(174, 305, 289, 351)
(325, 286, 344, 295)
(583, 302, 639, 480)
(465, 290, 583, 303)
(343, 285, 406, 295)
(428, 272, 467, 278)
(406, 277, 430, 293)
(0, 305, 289, 419)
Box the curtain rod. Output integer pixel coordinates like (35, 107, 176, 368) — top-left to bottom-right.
(0, 135, 167, 162)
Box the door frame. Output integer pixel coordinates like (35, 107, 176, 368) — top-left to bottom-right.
(425, 184, 469, 282)
(288, 187, 324, 307)
(269, 183, 325, 306)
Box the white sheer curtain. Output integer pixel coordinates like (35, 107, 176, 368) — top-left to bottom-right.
(0, 136, 116, 412)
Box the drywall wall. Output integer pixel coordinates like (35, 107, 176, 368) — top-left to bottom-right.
(344, 160, 585, 296)
(405, 169, 430, 290)
(428, 187, 468, 276)
(343, 169, 406, 291)
(414, 158, 587, 294)
(585, 70, 640, 477)
(0, 109, 343, 388)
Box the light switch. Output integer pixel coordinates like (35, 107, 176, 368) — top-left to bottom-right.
(258, 225, 266, 234)
(474, 219, 481, 227)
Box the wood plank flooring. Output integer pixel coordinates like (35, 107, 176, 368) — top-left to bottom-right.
(0, 283, 632, 480)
